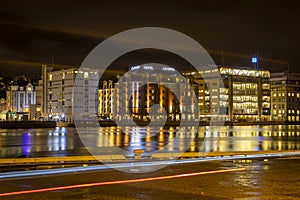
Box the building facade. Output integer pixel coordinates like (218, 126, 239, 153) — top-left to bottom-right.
(98, 65, 272, 123)
(48, 67, 99, 122)
(270, 72, 300, 122)
(184, 66, 271, 122)
(6, 83, 36, 120)
(41, 65, 54, 117)
(98, 80, 114, 119)
(101, 65, 197, 123)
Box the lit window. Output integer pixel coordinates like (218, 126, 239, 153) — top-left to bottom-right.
(84, 72, 89, 78)
(288, 93, 291, 96)
(49, 74, 53, 81)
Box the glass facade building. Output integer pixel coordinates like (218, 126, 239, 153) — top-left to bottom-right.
(184, 66, 271, 122)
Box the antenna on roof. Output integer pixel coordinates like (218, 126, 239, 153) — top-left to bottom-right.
(251, 51, 258, 70)
(221, 48, 224, 65)
(51, 54, 54, 69)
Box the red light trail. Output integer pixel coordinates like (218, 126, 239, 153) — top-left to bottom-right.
(0, 168, 245, 197)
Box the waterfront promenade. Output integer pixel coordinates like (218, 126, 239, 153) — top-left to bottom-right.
(0, 150, 299, 169)
(0, 120, 299, 129)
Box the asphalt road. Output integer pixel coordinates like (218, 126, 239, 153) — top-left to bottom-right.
(0, 157, 299, 199)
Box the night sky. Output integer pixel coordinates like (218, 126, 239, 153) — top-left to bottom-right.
(0, 0, 299, 78)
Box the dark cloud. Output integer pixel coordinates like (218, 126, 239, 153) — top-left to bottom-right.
(0, 0, 299, 78)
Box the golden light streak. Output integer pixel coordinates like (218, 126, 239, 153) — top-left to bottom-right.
(208, 49, 288, 65)
(0, 60, 125, 76)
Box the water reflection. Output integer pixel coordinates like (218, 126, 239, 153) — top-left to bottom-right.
(0, 127, 79, 158)
(0, 125, 299, 157)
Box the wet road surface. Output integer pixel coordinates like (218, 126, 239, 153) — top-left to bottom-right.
(0, 157, 299, 199)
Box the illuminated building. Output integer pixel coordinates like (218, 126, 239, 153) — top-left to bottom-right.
(184, 66, 271, 122)
(270, 72, 300, 122)
(98, 80, 114, 119)
(41, 65, 54, 118)
(48, 67, 99, 122)
(6, 83, 36, 120)
(112, 65, 196, 122)
(35, 80, 43, 119)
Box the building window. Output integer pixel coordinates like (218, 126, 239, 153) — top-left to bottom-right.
(84, 72, 89, 78)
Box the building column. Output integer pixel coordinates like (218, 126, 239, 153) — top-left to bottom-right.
(258, 79, 262, 121)
(228, 77, 233, 121)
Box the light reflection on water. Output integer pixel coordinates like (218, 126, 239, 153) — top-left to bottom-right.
(0, 125, 299, 157)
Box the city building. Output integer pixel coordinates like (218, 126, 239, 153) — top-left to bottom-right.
(47, 67, 99, 122)
(101, 65, 196, 123)
(6, 83, 36, 120)
(41, 65, 54, 117)
(98, 65, 271, 123)
(0, 98, 7, 120)
(34, 80, 43, 120)
(270, 72, 300, 122)
(98, 80, 114, 119)
(184, 66, 271, 122)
